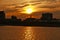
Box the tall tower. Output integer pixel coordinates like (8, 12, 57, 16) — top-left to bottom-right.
(41, 13, 53, 20)
(0, 11, 5, 20)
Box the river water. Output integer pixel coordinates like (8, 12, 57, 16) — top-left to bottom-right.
(0, 26, 60, 40)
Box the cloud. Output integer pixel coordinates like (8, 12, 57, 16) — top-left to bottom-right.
(33, 1, 60, 9)
(0, 0, 60, 13)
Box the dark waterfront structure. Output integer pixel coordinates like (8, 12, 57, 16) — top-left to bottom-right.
(0, 11, 5, 25)
(41, 13, 53, 20)
(0, 11, 60, 27)
(5, 16, 22, 25)
(0, 11, 5, 20)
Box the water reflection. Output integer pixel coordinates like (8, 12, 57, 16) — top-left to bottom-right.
(24, 27, 34, 40)
(0, 26, 60, 40)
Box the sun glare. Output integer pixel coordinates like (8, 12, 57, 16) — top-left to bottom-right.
(25, 7, 33, 14)
(22, 5, 35, 14)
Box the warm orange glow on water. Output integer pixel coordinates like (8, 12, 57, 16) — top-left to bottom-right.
(24, 27, 33, 40)
(0, 26, 60, 40)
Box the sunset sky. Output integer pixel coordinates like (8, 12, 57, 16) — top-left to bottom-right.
(0, 0, 60, 19)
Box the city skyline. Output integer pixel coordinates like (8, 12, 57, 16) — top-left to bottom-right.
(0, 11, 60, 27)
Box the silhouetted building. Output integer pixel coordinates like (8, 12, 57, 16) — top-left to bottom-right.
(0, 11, 5, 25)
(23, 18, 37, 22)
(0, 11, 5, 20)
(10, 16, 22, 25)
(41, 13, 53, 20)
(11, 16, 17, 20)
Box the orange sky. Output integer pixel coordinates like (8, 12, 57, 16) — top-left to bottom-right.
(0, 0, 60, 19)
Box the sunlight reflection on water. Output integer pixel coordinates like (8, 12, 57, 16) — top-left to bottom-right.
(0, 26, 60, 40)
(24, 27, 33, 40)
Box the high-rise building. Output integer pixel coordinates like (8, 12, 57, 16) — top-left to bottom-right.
(41, 13, 53, 20)
(0, 11, 5, 20)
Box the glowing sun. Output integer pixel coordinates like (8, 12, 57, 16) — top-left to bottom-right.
(25, 7, 33, 14)
(22, 5, 35, 14)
